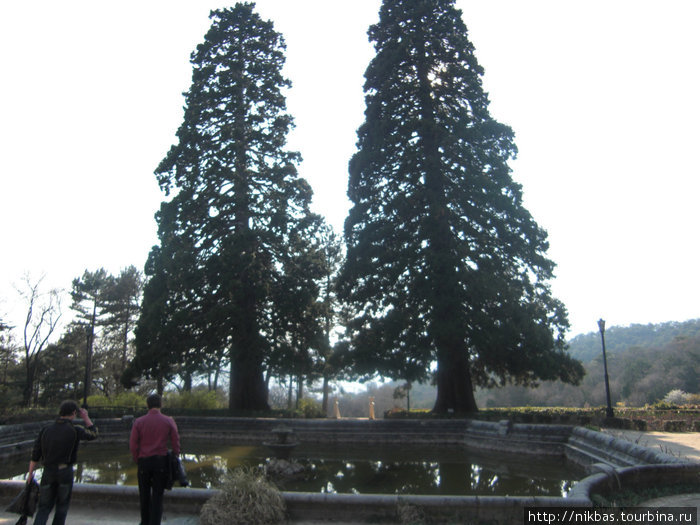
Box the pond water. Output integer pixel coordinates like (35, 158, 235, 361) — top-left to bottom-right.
(7, 441, 584, 497)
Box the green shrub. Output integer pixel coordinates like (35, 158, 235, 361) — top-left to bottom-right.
(296, 397, 324, 418)
(632, 419, 648, 431)
(663, 420, 687, 432)
(200, 467, 285, 525)
(663, 389, 690, 405)
(0, 386, 22, 412)
(86, 395, 112, 407)
(113, 392, 145, 409)
(85, 392, 145, 410)
(652, 401, 681, 410)
(164, 390, 225, 410)
(0, 406, 55, 424)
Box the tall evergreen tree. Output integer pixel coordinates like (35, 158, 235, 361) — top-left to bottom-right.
(339, 0, 584, 413)
(135, 4, 320, 410)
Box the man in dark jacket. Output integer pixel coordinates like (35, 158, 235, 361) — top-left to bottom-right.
(130, 393, 180, 525)
(27, 400, 98, 525)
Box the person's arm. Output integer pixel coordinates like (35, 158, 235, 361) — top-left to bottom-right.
(78, 407, 93, 427)
(76, 408, 98, 440)
(28, 427, 44, 481)
(27, 460, 39, 481)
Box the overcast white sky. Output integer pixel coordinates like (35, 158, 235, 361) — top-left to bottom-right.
(1, 1, 699, 339)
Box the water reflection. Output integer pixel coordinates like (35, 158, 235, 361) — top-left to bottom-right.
(6, 441, 582, 497)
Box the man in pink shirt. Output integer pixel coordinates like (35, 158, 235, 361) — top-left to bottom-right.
(130, 393, 180, 525)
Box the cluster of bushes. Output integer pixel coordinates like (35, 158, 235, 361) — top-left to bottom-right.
(164, 390, 227, 410)
(87, 391, 323, 419)
(86, 392, 145, 410)
(659, 389, 700, 407)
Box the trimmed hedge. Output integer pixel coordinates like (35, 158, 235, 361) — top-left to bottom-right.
(385, 406, 699, 432)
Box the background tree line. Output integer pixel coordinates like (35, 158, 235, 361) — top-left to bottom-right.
(0, 268, 145, 409)
(330, 320, 700, 416)
(2, 296, 698, 414)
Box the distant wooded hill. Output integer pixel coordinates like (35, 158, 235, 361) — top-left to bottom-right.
(566, 319, 700, 362)
(331, 319, 700, 415)
(478, 318, 700, 408)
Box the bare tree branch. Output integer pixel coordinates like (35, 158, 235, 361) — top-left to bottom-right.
(16, 274, 64, 405)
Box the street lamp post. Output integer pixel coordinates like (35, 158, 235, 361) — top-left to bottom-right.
(597, 319, 614, 419)
(83, 324, 93, 409)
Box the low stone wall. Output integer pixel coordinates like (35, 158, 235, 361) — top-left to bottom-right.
(174, 416, 475, 446)
(565, 427, 686, 468)
(569, 462, 700, 502)
(0, 479, 213, 515)
(462, 419, 571, 457)
(1, 417, 695, 524)
(0, 417, 135, 461)
(0, 420, 45, 461)
(173, 417, 571, 459)
(0, 479, 590, 524)
(1, 416, 689, 466)
(282, 491, 590, 524)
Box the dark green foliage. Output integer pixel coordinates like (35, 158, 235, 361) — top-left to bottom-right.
(36, 326, 85, 405)
(310, 225, 345, 412)
(266, 223, 326, 387)
(101, 266, 144, 391)
(127, 246, 188, 393)
(0, 325, 22, 410)
(71, 267, 144, 400)
(133, 4, 321, 410)
(339, 0, 582, 413)
(71, 268, 110, 401)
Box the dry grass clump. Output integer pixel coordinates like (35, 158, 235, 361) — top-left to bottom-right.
(200, 467, 286, 525)
(397, 502, 426, 525)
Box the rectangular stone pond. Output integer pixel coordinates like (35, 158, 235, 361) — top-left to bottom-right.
(5, 440, 584, 497)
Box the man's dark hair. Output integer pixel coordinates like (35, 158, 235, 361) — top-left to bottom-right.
(147, 393, 162, 409)
(59, 400, 79, 417)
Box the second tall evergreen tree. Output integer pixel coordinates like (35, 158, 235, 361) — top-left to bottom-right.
(339, 0, 583, 412)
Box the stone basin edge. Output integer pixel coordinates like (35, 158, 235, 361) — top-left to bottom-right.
(1, 417, 697, 523)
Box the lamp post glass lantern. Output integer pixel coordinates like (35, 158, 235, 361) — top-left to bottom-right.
(597, 319, 614, 419)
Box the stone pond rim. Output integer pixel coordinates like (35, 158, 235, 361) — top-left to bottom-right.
(1, 417, 697, 524)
